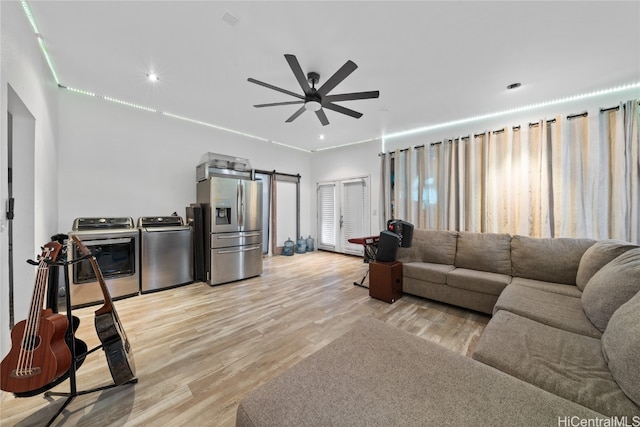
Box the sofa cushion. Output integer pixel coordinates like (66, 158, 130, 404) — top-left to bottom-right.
(402, 278, 499, 315)
(473, 311, 640, 417)
(510, 277, 582, 297)
(602, 291, 640, 407)
(237, 318, 604, 427)
(454, 232, 511, 275)
(576, 240, 638, 291)
(581, 248, 640, 332)
(511, 235, 595, 285)
(446, 268, 511, 296)
(396, 229, 458, 265)
(493, 284, 601, 338)
(402, 262, 454, 285)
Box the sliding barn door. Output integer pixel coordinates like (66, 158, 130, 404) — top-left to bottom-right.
(317, 177, 370, 255)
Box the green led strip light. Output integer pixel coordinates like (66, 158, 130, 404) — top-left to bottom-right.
(21, 1, 60, 85)
(380, 82, 640, 141)
(309, 81, 640, 152)
(20, 0, 310, 153)
(63, 86, 311, 153)
(21, 1, 640, 153)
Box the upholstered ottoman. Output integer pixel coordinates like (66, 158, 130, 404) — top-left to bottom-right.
(236, 318, 603, 426)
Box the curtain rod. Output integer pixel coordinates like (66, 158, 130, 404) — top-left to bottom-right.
(600, 106, 620, 113)
(567, 111, 588, 120)
(380, 101, 635, 155)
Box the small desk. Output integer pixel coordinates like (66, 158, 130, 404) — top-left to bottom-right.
(369, 261, 403, 303)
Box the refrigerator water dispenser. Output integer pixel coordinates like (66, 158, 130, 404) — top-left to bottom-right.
(216, 207, 231, 225)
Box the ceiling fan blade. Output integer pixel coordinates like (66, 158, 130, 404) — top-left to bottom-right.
(285, 106, 307, 123)
(322, 102, 363, 119)
(254, 101, 305, 108)
(317, 60, 358, 96)
(315, 109, 329, 126)
(323, 91, 380, 102)
(284, 54, 311, 94)
(247, 78, 304, 100)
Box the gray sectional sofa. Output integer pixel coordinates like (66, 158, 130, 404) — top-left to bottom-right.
(237, 231, 640, 426)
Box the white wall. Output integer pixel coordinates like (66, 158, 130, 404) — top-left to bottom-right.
(311, 141, 382, 238)
(1, 1, 61, 357)
(57, 90, 312, 238)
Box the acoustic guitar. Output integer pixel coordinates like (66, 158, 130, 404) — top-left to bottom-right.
(1, 242, 72, 394)
(71, 235, 136, 385)
(13, 235, 89, 398)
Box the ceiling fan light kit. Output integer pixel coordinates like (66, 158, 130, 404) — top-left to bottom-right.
(304, 101, 322, 112)
(248, 54, 380, 126)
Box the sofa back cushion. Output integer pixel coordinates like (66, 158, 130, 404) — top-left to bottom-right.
(581, 248, 640, 332)
(396, 229, 458, 265)
(602, 290, 640, 407)
(576, 240, 638, 291)
(511, 235, 595, 284)
(454, 232, 511, 275)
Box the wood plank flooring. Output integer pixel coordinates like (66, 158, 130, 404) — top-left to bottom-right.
(1, 251, 490, 426)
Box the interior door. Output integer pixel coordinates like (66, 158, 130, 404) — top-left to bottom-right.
(4, 88, 36, 341)
(317, 176, 370, 255)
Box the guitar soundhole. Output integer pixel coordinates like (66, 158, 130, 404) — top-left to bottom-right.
(22, 335, 41, 351)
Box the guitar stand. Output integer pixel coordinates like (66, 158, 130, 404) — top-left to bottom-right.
(23, 255, 137, 427)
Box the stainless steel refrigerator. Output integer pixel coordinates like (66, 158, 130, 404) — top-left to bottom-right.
(196, 176, 263, 285)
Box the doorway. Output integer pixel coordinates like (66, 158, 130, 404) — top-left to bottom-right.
(317, 176, 370, 256)
(4, 86, 36, 333)
(255, 170, 301, 255)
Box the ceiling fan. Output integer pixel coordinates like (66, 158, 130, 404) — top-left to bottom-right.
(248, 54, 380, 126)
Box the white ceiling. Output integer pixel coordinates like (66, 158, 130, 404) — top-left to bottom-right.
(28, 1, 640, 152)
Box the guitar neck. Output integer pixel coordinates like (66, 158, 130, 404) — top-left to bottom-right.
(89, 256, 115, 316)
(27, 243, 62, 323)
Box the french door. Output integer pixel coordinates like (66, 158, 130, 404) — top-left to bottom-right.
(317, 176, 370, 255)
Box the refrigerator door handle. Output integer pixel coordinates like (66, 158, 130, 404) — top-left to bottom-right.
(237, 181, 244, 227)
(217, 248, 243, 254)
(216, 232, 261, 239)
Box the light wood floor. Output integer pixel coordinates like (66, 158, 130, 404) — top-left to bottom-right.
(1, 251, 490, 426)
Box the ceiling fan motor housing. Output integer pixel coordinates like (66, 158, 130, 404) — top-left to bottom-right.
(307, 72, 320, 86)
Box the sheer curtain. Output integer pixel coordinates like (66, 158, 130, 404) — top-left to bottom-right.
(381, 99, 640, 244)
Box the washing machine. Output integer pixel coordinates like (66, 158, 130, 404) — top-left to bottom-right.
(138, 216, 193, 293)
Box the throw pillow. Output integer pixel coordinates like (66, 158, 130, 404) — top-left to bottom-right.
(576, 240, 637, 291)
(581, 248, 640, 332)
(602, 290, 640, 407)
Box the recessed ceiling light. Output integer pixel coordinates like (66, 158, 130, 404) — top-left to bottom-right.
(319, 134, 325, 140)
(147, 73, 159, 82)
(507, 82, 521, 90)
